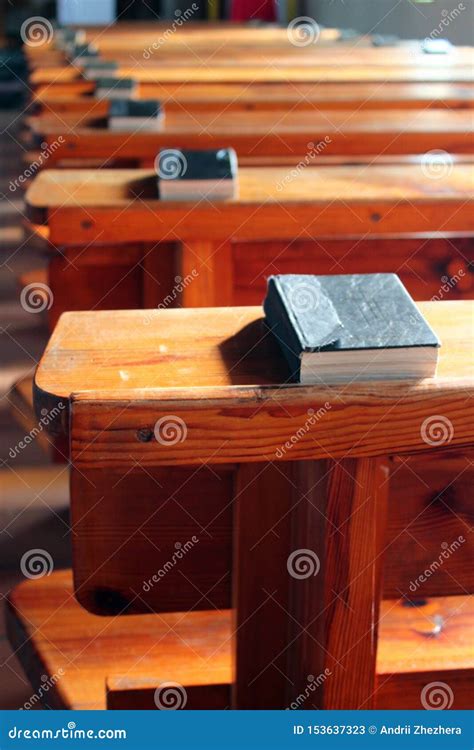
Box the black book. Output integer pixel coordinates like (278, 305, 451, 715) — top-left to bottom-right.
(371, 34, 400, 47)
(108, 99, 164, 131)
(263, 274, 440, 384)
(82, 60, 118, 79)
(70, 43, 98, 60)
(158, 148, 238, 201)
(422, 39, 453, 54)
(95, 77, 138, 100)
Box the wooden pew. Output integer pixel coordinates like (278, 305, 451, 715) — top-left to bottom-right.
(30, 82, 474, 116)
(24, 164, 474, 328)
(7, 571, 473, 709)
(14, 300, 473, 709)
(23, 109, 474, 169)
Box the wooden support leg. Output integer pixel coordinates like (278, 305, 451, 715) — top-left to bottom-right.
(177, 240, 233, 307)
(289, 457, 390, 710)
(232, 457, 389, 710)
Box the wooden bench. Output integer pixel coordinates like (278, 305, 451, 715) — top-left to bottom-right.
(24, 109, 474, 169)
(25, 164, 474, 327)
(22, 301, 474, 709)
(6, 571, 472, 710)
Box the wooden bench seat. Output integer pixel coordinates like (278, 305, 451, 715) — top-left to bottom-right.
(25, 109, 474, 167)
(30, 82, 474, 115)
(32, 302, 474, 621)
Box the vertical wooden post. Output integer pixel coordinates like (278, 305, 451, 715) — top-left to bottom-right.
(177, 240, 233, 306)
(232, 457, 389, 710)
(232, 462, 294, 708)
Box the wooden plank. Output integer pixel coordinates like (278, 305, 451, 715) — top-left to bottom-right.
(34, 301, 474, 450)
(384, 452, 474, 598)
(32, 108, 474, 164)
(70, 465, 233, 614)
(30, 82, 474, 114)
(232, 462, 295, 708)
(7, 572, 473, 710)
(24, 164, 474, 244)
(6, 571, 231, 710)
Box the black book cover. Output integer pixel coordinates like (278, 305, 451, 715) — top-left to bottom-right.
(95, 77, 135, 91)
(83, 60, 118, 72)
(157, 148, 237, 181)
(264, 274, 440, 378)
(110, 99, 161, 118)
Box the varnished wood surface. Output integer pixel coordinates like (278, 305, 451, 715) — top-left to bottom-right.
(33, 302, 474, 465)
(25, 164, 474, 244)
(6, 571, 473, 709)
(28, 64, 474, 85)
(30, 82, 474, 114)
(29, 108, 474, 162)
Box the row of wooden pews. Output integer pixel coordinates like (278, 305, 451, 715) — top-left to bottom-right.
(8, 20, 474, 712)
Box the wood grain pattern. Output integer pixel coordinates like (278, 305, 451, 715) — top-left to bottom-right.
(70, 464, 233, 615)
(232, 462, 295, 708)
(6, 571, 472, 710)
(30, 82, 474, 115)
(321, 459, 389, 709)
(28, 64, 474, 85)
(34, 302, 474, 455)
(31, 109, 474, 166)
(25, 165, 474, 245)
